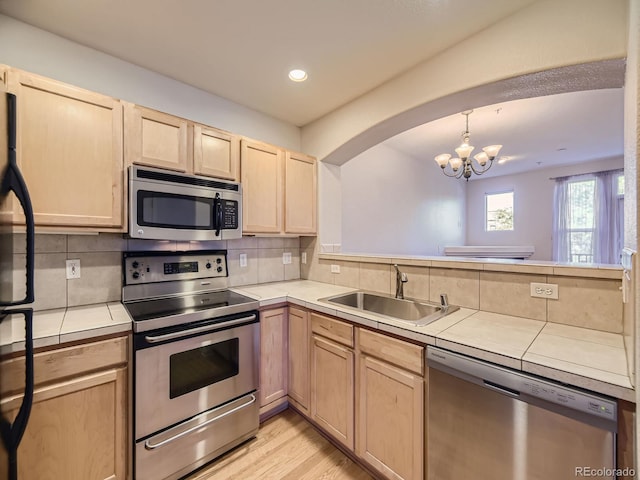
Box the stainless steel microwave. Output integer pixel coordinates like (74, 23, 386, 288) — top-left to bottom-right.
(129, 166, 242, 241)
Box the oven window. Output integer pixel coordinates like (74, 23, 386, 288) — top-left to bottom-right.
(169, 338, 239, 398)
(138, 190, 214, 229)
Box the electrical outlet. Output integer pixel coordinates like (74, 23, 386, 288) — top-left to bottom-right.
(239, 253, 247, 268)
(530, 282, 559, 299)
(66, 259, 81, 279)
(330, 264, 340, 274)
(301, 252, 307, 264)
(283, 252, 292, 265)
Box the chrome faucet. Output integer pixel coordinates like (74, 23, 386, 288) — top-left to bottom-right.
(393, 264, 408, 299)
(440, 293, 449, 309)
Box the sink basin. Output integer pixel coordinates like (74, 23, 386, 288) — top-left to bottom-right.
(320, 291, 459, 326)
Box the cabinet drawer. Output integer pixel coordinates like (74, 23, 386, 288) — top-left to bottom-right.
(311, 313, 353, 347)
(358, 328, 424, 376)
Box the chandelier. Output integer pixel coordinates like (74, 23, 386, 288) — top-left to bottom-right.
(434, 110, 502, 181)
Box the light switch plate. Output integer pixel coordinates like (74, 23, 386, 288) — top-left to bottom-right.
(66, 259, 81, 279)
(283, 252, 292, 265)
(330, 264, 340, 274)
(301, 252, 307, 264)
(239, 253, 247, 268)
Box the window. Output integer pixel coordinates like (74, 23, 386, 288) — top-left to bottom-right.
(485, 191, 514, 231)
(553, 169, 623, 264)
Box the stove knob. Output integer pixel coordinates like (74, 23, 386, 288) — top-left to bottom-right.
(206, 262, 212, 269)
(216, 266, 223, 273)
(216, 258, 222, 264)
(132, 271, 140, 280)
(132, 261, 139, 269)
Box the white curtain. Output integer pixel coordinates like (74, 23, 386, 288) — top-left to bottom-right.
(552, 169, 623, 264)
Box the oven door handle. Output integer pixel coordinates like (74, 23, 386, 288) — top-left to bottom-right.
(143, 393, 257, 450)
(144, 314, 257, 343)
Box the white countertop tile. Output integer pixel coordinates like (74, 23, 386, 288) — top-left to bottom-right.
(436, 311, 546, 362)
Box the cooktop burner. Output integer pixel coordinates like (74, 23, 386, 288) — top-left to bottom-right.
(121, 250, 259, 333)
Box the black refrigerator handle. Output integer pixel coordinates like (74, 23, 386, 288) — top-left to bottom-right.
(0, 309, 34, 480)
(1, 92, 35, 306)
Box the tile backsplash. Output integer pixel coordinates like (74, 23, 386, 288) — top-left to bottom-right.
(13, 233, 301, 311)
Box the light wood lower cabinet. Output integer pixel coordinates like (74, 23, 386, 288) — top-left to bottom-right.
(0, 336, 129, 480)
(310, 334, 355, 450)
(357, 354, 424, 480)
(288, 306, 310, 414)
(259, 307, 288, 414)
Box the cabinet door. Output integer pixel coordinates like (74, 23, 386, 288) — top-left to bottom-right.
(193, 125, 239, 180)
(288, 306, 310, 414)
(0, 368, 128, 480)
(285, 151, 317, 234)
(259, 308, 288, 409)
(311, 334, 354, 450)
(125, 103, 189, 172)
(240, 139, 283, 233)
(357, 355, 424, 480)
(8, 70, 124, 229)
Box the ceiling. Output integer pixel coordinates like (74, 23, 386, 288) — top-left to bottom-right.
(383, 88, 624, 179)
(0, 0, 537, 126)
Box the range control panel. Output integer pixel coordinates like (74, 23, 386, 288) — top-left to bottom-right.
(123, 250, 228, 285)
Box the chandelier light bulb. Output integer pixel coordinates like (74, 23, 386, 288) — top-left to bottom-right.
(455, 143, 474, 160)
(449, 157, 463, 171)
(483, 144, 503, 160)
(434, 153, 451, 168)
(474, 152, 489, 166)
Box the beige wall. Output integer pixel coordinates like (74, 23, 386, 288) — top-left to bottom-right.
(13, 234, 301, 311)
(301, 0, 627, 164)
(624, 0, 640, 467)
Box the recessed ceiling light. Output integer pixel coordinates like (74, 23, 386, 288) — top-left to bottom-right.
(288, 69, 308, 82)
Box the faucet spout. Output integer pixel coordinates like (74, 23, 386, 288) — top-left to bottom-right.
(393, 264, 408, 299)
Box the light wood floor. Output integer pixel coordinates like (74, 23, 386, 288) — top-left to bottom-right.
(185, 408, 374, 480)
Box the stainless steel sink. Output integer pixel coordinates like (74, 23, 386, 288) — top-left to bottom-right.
(320, 291, 459, 326)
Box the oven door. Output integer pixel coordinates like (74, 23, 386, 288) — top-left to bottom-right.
(134, 313, 259, 439)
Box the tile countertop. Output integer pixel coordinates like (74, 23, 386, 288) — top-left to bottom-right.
(0, 302, 131, 355)
(232, 280, 635, 402)
(0, 280, 633, 402)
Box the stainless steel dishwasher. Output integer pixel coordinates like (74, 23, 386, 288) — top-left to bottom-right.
(427, 346, 618, 480)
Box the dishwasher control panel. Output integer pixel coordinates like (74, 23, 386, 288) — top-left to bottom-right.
(522, 380, 616, 421)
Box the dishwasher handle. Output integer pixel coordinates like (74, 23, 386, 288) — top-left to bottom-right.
(483, 380, 520, 398)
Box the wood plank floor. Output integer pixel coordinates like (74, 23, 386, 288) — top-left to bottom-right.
(184, 408, 374, 480)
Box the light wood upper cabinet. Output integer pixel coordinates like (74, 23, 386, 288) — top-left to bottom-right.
(124, 103, 190, 172)
(288, 306, 310, 414)
(311, 334, 355, 450)
(0, 336, 129, 480)
(259, 308, 288, 410)
(193, 124, 239, 181)
(285, 151, 317, 234)
(7, 69, 124, 229)
(241, 139, 283, 233)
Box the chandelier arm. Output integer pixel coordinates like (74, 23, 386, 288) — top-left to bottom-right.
(469, 159, 494, 175)
(440, 167, 462, 178)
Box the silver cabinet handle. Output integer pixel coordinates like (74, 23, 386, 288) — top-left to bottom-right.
(144, 314, 256, 343)
(144, 394, 257, 450)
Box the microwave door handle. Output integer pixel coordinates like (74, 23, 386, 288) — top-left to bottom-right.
(1, 93, 35, 306)
(214, 193, 222, 236)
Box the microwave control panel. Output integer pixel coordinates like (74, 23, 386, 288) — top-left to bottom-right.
(123, 251, 228, 285)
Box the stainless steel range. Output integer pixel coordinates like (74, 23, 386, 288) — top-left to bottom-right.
(122, 250, 260, 480)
